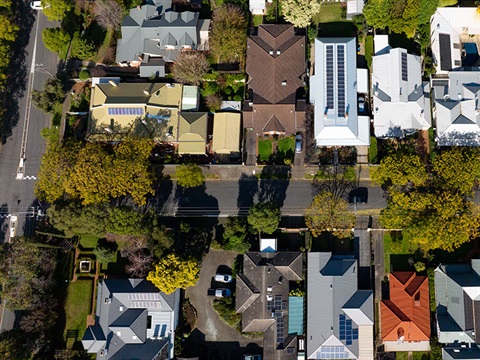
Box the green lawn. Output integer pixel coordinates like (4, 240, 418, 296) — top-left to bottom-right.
(396, 352, 430, 360)
(384, 231, 416, 272)
(278, 136, 294, 154)
(253, 15, 263, 27)
(64, 280, 93, 347)
(313, 3, 342, 24)
(79, 235, 99, 250)
(258, 139, 273, 162)
(365, 35, 374, 69)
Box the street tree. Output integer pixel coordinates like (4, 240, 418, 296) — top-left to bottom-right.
(281, 0, 321, 28)
(147, 253, 200, 294)
(209, 5, 247, 64)
(0, 15, 19, 42)
(70, 34, 96, 60)
(175, 163, 205, 188)
(172, 51, 210, 86)
(222, 216, 249, 252)
(31, 77, 66, 114)
(42, 27, 71, 54)
(42, 0, 72, 21)
(305, 192, 355, 238)
(93, 0, 125, 30)
(248, 202, 281, 235)
(371, 153, 428, 189)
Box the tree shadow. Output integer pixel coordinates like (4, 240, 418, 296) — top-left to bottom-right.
(1, 1, 35, 143)
(237, 173, 258, 215)
(312, 165, 357, 201)
(0, 203, 8, 243)
(258, 166, 291, 208)
(147, 165, 175, 215)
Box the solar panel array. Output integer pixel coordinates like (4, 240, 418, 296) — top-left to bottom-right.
(108, 107, 144, 116)
(318, 346, 350, 359)
(276, 313, 284, 343)
(401, 52, 408, 82)
(339, 314, 356, 345)
(130, 301, 162, 308)
(129, 293, 161, 300)
(326, 45, 334, 110)
(337, 45, 346, 118)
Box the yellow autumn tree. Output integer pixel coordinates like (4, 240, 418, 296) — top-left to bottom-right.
(147, 254, 200, 294)
(371, 153, 428, 188)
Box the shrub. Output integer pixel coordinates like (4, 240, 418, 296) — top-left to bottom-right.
(233, 94, 242, 101)
(71, 35, 96, 60)
(78, 69, 90, 81)
(368, 136, 378, 164)
(93, 239, 117, 263)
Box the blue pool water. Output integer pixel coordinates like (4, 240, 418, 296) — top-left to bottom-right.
(463, 42, 479, 66)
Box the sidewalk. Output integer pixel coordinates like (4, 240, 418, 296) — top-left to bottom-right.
(160, 164, 372, 181)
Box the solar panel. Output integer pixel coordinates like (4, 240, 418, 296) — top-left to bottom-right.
(318, 346, 350, 359)
(275, 295, 282, 310)
(336, 44, 346, 118)
(108, 107, 144, 116)
(326, 45, 334, 110)
(267, 300, 274, 311)
(401, 52, 408, 82)
(352, 328, 358, 340)
(276, 316, 284, 343)
(285, 347, 294, 354)
(339, 315, 357, 344)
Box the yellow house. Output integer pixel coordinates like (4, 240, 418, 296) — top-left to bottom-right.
(212, 112, 241, 154)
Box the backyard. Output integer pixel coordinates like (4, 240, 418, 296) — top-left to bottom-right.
(383, 231, 416, 272)
(64, 279, 94, 348)
(312, 3, 344, 24)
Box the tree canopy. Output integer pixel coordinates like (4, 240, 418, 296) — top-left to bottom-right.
(42, 0, 72, 21)
(281, 0, 321, 28)
(305, 192, 355, 238)
(147, 254, 200, 294)
(175, 163, 205, 188)
(374, 149, 480, 251)
(172, 51, 210, 86)
(42, 27, 70, 54)
(31, 77, 66, 114)
(222, 216, 249, 252)
(248, 202, 281, 235)
(209, 5, 247, 64)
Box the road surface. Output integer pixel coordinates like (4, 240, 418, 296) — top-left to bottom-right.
(0, 9, 58, 242)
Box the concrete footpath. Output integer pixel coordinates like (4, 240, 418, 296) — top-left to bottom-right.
(160, 164, 372, 182)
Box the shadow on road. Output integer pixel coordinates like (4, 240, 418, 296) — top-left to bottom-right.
(258, 166, 291, 208)
(1, 1, 35, 143)
(237, 173, 258, 215)
(0, 203, 8, 243)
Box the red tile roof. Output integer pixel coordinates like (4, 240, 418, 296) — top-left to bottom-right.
(380, 272, 430, 342)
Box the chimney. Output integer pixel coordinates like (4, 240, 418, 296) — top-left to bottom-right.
(109, 80, 117, 86)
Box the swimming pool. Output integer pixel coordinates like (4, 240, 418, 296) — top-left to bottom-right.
(462, 42, 479, 66)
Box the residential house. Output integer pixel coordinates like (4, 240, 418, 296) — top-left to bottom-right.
(82, 279, 180, 360)
(380, 272, 430, 352)
(212, 112, 242, 154)
(177, 112, 208, 155)
(346, 0, 364, 20)
(236, 251, 303, 359)
(435, 259, 480, 359)
(432, 71, 480, 146)
(310, 38, 370, 146)
(306, 253, 374, 360)
(243, 24, 306, 136)
(372, 35, 431, 138)
(116, 0, 210, 78)
(249, 0, 266, 15)
(430, 8, 480, 74)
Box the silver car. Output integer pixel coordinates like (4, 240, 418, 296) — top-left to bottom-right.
(214, 273, 233, 283)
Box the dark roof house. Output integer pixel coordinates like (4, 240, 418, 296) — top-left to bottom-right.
(236, 251, 303, 360)
(82, 279, 180, 360)
(243, 25, 306, 135)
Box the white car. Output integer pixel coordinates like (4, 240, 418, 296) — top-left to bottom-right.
(214, 273, 233, 283)
(30, 1, 44, 10)
(358, 96, 365, 113)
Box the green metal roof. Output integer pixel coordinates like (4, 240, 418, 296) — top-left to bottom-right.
(288, 296, 304, 335)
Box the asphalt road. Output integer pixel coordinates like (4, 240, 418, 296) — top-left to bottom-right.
(158, 180, 387, 217)
(0, 10, 58, 241)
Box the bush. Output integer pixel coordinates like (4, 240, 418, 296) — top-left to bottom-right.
(368, 136, 378, 164)
(233, 94, 242, 101)
(93, 239, 117, 263)
(42, 27, 71, 53)
(78, 69, 90, 81)
(71, 35, 96, 60)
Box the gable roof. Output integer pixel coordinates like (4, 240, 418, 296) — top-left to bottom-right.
(433, 71, 480, 146)
(310, 38, 370, 146)
(177, 112, 208, 154)
(380, 272, 430, 343)
(372, 43, 431, 137)
(246, 25, 305, 105)
(435, 260, 480, 344)
(306, 253, 374, 360)
(82, 279, 179, 360)
(235, 252, 303, 360)
(212, 112, 241, 154)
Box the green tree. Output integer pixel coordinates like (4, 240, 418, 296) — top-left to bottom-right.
(171, 51, 210, 86)
(70, 34, 96, 60)
(0, 15, 18, 42)
(281, 0, 321, 28)
(0, 330, 32, 360)
(305, 192, 355, 238)
(176, 163, 205, 188)
(147, 254, 200, 294)
(42, 0, 72, 21)
(371, 153, 428, 188)
(93, 239, 118, 263)
(363, 0, 392, 30)
(42, 27, 70, 54)
(209, 5, 247, 64)
(31, 77, 66, 114)
(106, 206, 145, 235)
(222, 216, 249, 252)
(248, 202, 281, 235)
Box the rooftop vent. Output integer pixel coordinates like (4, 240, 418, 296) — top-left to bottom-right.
(119, 306, 124, 311)
(104, 297, 111, 304)
(108, 80, 117, 87)
(277, 50, 281, 55)
(269, 50, 274, 55)
(282, 80, 287, 86)
(143, 90, 150, 95)
(267, 286, 273, 292)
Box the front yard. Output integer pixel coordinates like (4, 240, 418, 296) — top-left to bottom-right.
(257, 135, 295, 164)
(64, 279, 94, 348)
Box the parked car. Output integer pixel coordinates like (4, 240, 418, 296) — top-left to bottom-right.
(30, 1, 44, 9)
(358, 96, 365, 113)
(207, 288, 231, 298)
(295, 133, 303, 153)
(214, 273, 233, 283)
(244, 355, 262, 360)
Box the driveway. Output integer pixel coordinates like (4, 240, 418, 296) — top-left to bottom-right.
(186, 250, 262, 359)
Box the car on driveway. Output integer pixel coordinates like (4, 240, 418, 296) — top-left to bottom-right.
(30, 1, 44, 9)
(295, 133, 303, 153)
(208, 288, 231, 298)
(358, 96, 365, 113)
(215, 273, 233, 283)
